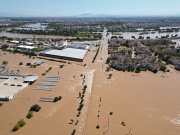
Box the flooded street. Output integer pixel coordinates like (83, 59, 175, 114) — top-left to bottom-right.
(84, 31, 180, 134)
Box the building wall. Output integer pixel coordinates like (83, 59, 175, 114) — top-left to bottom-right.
(39, 53, 84, 62)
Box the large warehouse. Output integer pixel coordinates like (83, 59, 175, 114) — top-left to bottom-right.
(0, 75, 38, 101)
(39, 48, 88, 62)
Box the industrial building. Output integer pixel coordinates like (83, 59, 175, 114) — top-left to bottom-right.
(57, 40, 68, 47)
(39, 48, 88, 62)
(0, 75, 38, 101)
(66, 41, 98, 50)
(67, 42, 90, 50)
(17, 45, 37, 51)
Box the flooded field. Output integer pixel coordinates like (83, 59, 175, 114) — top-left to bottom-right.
(0, 28, 180, 135)
(109, 31, 180, 40)
(172, 40, 180, 48)
(84, 66, 180, 135)
(0, 31, 75, 39)
(17, 23, 47, 30)
(0, 47, 96, 135)
(1, 29, 180, 42)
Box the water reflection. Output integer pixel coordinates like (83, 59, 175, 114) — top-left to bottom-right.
(0, 31, 73, 39)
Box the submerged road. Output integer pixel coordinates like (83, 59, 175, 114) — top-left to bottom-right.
(100, 28, 109, 70)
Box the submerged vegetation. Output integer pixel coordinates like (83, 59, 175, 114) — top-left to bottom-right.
(12, 119, 26, 132)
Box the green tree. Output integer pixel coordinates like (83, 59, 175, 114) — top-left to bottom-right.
(106, 57, 111, 64)
(106, 67, 111, 71)
(53, 97, 59, 102)
(83, 85, 87, 90)
(96, 125, 100, 129)
(58, 96, 62, 100)
(18, 119, 26, 127)
(160, 66, 167, 72)
(26, 111, 33, 119)
(19, 62, 23, 65)
(30, 104, 41, 112)
(136, 66, 141, 72)
(12, 124, 20, 131)
(153, 69, 158, 73)
(2, 61, 8, 65)
(109, 74, 113, 79)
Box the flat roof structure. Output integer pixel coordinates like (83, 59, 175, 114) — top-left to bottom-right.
(24, 75, 38, 82)
(0, 76, 28, 101)
(0, 75, 38, 101)
(18, 45, 37, 50)
(0, 64, 5, 68)
(35, 59, 45, 66)
(39, 48, 88, 62)
(0, 77, 7, 84)
(10, 40, 19, 44)
(39, 97, 54, 102)
(25, 42, 35, 46)
(34, 75, 61, 91)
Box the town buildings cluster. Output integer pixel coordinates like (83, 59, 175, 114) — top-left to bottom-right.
(108, 39, 180, 72)
(0, 37, 99, 62)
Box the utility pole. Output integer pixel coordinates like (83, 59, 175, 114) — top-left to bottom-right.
(107, 117, 110, 131)
(103, 117, 110, 134)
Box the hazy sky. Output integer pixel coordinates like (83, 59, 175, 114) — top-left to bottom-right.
(0, 0, 180, 16)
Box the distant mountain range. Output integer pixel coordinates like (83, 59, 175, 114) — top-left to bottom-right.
(77, 13, 118, 17)
(77, 13, 107, 17)
(0, 12, 180, 18)
(0, 12, 114, 18)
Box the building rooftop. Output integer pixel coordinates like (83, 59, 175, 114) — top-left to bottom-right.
(10, 40, 19, 44)
(18, 45, 36, 50)
(24, 75, 38, 82)
(43, 48, 87, 60)
(0, 76, 28, 100)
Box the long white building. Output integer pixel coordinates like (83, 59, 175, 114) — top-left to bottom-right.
(39, 48, 88, 62)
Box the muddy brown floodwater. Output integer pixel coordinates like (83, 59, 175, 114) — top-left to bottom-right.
(84, 65, 180, 135)
(0, 33, 180, 135)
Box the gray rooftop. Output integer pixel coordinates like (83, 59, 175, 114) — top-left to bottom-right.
(43, 48, 87, 59)
(24, 75, 38, 82)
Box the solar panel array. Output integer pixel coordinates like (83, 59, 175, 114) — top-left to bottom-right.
(39, 97, 54, 102)
(34, 75, 61, 91)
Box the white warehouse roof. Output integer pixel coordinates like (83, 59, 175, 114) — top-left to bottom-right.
(44, 48, 87, 59)
(26, 42, 35, 45)
(18, 45, 36, 50)
(10, 40, 19, 44)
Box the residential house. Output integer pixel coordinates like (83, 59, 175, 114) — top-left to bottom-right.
(175, 63, 180, 71)
(163, 48, 177, 55)
(134, 46, 151, 55)
(144, 56, 157, 63)
(168, 57, 180, 65)
(149, 45, 166, 53)
(132, 58, 142, 64)
(147, 62, 165, 72)
(136, 54, 148, 60)
(140, 61, 148, 68)
(110, 60, 137, 71)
